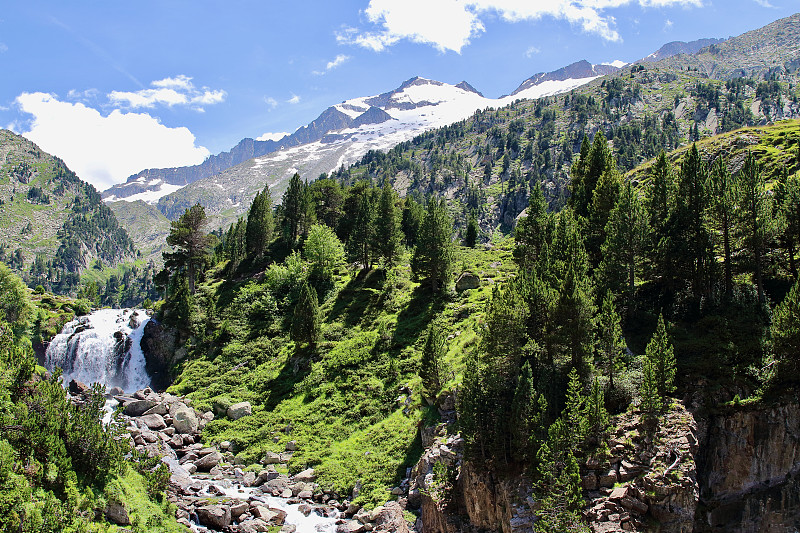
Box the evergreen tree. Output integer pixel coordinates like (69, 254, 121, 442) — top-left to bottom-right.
(411, 198, 455, 292)
(597, 181, 648, 302)
(587, 163, 622, 266)
(246, 186, 274, 259)
(226, 217, 247, 272)
(645, 315, 676, 407)
(554, 267, 596, 373)
(482, 282, 529, 380)
(640, 357, 661, 419)
(347, 191, 375, 269)
(737, 151, 772, 303)
(585, 377, 609, 447)
(373, 183, 402, 266)
(562, 368, 586, 450)
(282, 173, 303, 248)
(513, 184, 550, 274)
(771, 278, 800, 381)
(401, 197, 425, 247)
(708, 158, 736, 297)
(648, 151, 672, 236)
(776, 169, 800, 279)
(291, 282, 320, 349)
(509, 361, 547, 462)
(596, 290, 625, 389)
(420, 322, 446, 400)
(309, 178, 344, 229)
(465, 215, 478, 248)
(164, 204, 215, 294)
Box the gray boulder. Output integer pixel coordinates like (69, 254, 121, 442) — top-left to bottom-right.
(140, 414, 167, 431)
(455, 272, 480, 292)
(196, 505, 231, 529)
(173, 407, 199, 434)
(194, 450, 223, 472)
(123, 399, 157, 416)
(227, 401, 252, 420)
(104, 502, 130, 526)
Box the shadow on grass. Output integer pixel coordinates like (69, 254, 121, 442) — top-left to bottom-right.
(328, 269, 387, 327)
(258, 345, 314, 411)
(392, 285, 445, 348)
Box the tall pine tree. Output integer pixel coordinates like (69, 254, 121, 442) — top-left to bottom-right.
(246, 186, 274, 259)
(411, 198, 455, 292)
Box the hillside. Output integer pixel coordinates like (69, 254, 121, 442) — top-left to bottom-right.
(0, 130, 136, 294)
(107, 199, 172, 263)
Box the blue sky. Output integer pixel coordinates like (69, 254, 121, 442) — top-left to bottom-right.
(0, 0, 795, 190)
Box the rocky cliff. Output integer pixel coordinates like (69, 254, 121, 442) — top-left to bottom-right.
(695, 402, 800, 532)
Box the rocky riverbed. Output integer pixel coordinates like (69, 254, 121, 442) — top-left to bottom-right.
(67, 383, 411, 533)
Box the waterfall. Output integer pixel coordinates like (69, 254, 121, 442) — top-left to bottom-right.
(45, 308, 152, 393)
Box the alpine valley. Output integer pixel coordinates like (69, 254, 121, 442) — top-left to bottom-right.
(1, 10, 800, 533)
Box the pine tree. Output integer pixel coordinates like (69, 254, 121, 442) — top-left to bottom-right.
(645, 315, 676, 407)
(347, 191, 375, 269)
(598, 181, 648, 302)
(587, 164, 622, 266)
(771, 278, 800, 381)
(281, 173, 303, 248)
(482, 282, 529, 380)
(596, 290, 625, 389)
(401, 197, 425, 247)
(640, 357, 661, 419)
(562, 368, 586, 451)
(291, 282, 320, 350)
(776, 170, 800, 279)
(465, 215, 478, 248)
(226, 217, 247, 272)
(510, 361, 546, 462)
(420, 322, 446, 401)
(411, 198, 455, 292)
(708, 158, 736, 297)
(737, 151, 772, 303)
(373, 182, 402, 266)
(513, 184, 550, 274)
(648, 151, 672, 236)
(585, 378, 609, 446)
(164, 204, 215, 294)
(246, 186, 274, 259)
(554, 267, 595, 373)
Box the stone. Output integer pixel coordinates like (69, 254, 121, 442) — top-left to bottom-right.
(142, 403, 168, 416)
(123, 399, 157, 416)
(298, 490, 313, 499)
(337, 521, 367, 533)
(285, 440, 298, 451)
(281, 525, 297, 533)
(140, 414, 167, 431)
(455, 272, 480, 292)
(68, 379, 90, 395)
(173, 407, 199, 434)
(196, 505, 231, 529)
(620, 496, 648, 515)
(227, 401, 252, 420)
(599, 469, 619, 487)
(582, 473, 599, 490)
(231, 501, 249, 519)
(293, 468, 316, 482)
(239, 518, 270, 533)
(252, 506, 279, 522)
(194, 450, 223, 472)
(104, 502, 129, 525)
(261, 451, 282, 464)
(107, 386, 124, 398)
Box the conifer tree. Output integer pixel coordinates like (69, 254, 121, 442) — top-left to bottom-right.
(282, 173, 304, 248)
(588, 164, 622, 266)
(164, 203, 215, 294)
(411, 198, 455, 292)
(596, 290, 625, 389)
(420, 322, 446, 401)
(291, 282, 320, 350)
(554, 267, 595, 373)
(226, 217, 247, 272)
(347, 192, 375, 270)
(465, 215, 478, 248)
(771, 278, 800, 381)
(640, 357, 661, 419)
(598, 181, 648, 302)
(737, 151, 772, 303)
(563, 368, 586, 450)
(513, 184, 550, 274)
(401, 197, 425, 247)
(510, 361, 546, 462)
(373, 182, 402, 266)
(708, 158, 736, 297)
(482, 282, 529, 380)
(246, 186, 274, 259)
(776, 170, 800, 278)
(648, 151, 672, 235)
(645, 315, 676, 407)
(585, 377, 609, 446)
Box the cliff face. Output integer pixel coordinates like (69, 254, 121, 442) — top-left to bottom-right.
(695, 402, 800, 532)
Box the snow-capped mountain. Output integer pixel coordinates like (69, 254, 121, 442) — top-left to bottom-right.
(104, 64, 613, 207)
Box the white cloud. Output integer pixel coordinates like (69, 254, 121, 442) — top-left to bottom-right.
(16, 92, 210, 191)
(0, 43, 8, 53)
(313, 54, 352, 75)
(663, 18, 674, 31)
(339, 0, 703, 52)
(108, 75, 226, 110)
(256, 131, 290, 142)
(287, 94, 301, 104)
(264, 96, 279, 109)
(525, 46, 541, 57)
(752, 0, 774, 6)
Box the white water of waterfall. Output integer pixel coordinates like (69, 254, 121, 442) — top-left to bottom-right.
(45, 308, 152, 393)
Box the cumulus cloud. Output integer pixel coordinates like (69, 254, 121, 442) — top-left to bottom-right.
(16, 92, 210, 191)
(256, 131, 290, 142)
(108, 75, 226, 110)
(339, 0, 703, 52)
(287, 94, 301, 104)
(264, 96, 279, 109)
(313, 54, 351, 75)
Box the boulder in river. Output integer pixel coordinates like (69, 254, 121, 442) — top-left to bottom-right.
(140, 413, 167, 431)
(194, 450, 223, 471)
(173, 406, 199, 434)
(123, 399, 158, 416)
(68, 379, 90, 396)
(196, 505, 231, 529)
